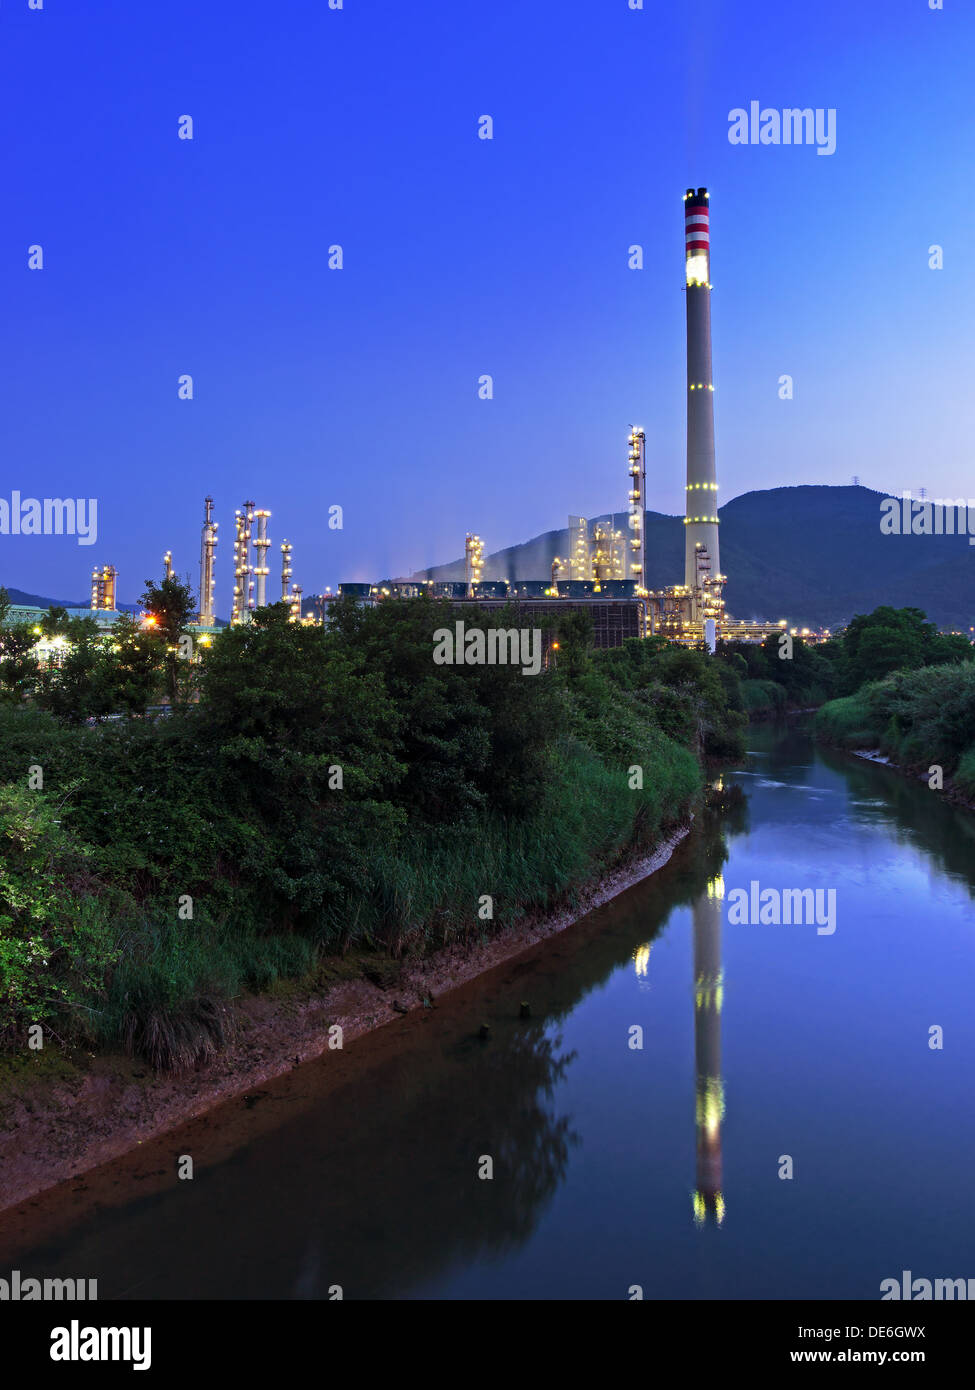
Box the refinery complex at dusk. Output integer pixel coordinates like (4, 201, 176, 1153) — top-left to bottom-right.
(5, 189, 826, 658)
(4, 0, 974, 1338)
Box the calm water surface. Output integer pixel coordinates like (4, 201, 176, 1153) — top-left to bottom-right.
(2, 722, 973, 1299)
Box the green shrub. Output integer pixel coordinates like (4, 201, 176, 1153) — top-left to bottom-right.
(955, 746, 975, 800)
(814, 693, 877, 747)
(1, 599, 728, 1070)
(0, 786, 119, 1044)
(741, 679, 787, 715)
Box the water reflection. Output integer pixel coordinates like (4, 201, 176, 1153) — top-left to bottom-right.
(630, 786, 742, 1232)
(693, 877, 725, 1226)
(4, 728, 973, 1300)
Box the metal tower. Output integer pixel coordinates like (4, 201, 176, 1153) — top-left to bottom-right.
(252, 508, 271, 609)
(199, 496, 218, 625)
(280, 540, 293, 601)
(627, 428, 647, 593)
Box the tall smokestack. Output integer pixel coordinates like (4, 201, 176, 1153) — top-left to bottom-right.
(683, 187, 719, 615)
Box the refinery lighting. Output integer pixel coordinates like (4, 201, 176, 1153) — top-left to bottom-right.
(280, 540, 293, 601)
(465, 532, 484, 597)
(627, 427, 647, 597)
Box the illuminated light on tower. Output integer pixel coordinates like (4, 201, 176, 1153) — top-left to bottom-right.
(592, 521, 620, 582)
(280, 540, 293, 601)
(568, 515, 590, 581)
(694, 541, 726, 632)
(290, 583, 302, 623)
(90, 564, 118, 611)
(231, 511, 244, 624)
(610, 525, 626, 580)
(251, 508, 271, 609)
(465, 533, 484, 597)
(163, 550, 173, 581)
(199, 496, 218, 625)
(242, 501, 257, 613)
(627, 428, 647, 594)
(591, 523, 608, 581)
(231, 507, 253, 625)
(683, 187, 720, 619)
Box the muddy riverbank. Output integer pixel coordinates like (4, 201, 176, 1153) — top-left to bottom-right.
(0, 823, 691, 1218)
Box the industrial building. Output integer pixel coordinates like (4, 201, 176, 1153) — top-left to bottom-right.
(7, 186, 828, 656)
(337, 188, 738, 650)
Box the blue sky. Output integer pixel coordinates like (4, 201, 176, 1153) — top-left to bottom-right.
(2, 0, 972, 608)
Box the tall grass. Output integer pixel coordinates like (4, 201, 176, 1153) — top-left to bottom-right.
(93, 915, 317, 1071)
(814, 692, 877, 748)
(354, 733, 699, 953)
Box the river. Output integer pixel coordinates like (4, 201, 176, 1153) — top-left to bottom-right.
(2, 721, 973, 1299)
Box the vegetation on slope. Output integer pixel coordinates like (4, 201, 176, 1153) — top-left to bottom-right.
(815, 662, 975, 800)
(717, 604, 972, 717)
(0, 595, 743, 1071)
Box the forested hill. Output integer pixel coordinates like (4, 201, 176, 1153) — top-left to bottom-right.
(414, 485, 975, 631)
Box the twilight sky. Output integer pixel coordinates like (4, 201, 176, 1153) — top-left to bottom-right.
(2, 0, 973, 609)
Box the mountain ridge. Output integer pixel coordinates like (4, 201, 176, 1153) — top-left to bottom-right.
(413, 485, 975, 630)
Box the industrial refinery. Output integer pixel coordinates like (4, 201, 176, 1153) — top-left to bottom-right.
(334, 188, 808, 648)
(7, 188, 823, 652)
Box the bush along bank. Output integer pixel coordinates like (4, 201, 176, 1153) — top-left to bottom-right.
(714, 605, 972, 719)
(715, 633, 838, 717)
(0, 597, 747, 1073)
(815, 660, 975, 805)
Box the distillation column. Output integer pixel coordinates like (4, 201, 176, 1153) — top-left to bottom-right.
(252, 509, 271, 609)
(465, 533, 484, 597)
(280, 541, 293, 601)
(199, 496, 218, 625)
(627, 428, 647, 594)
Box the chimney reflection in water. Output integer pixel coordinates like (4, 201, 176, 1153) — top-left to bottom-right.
(693, 876, 726, 1225)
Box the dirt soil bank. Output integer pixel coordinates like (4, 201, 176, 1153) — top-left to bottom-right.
(0, 823, 691, 1218)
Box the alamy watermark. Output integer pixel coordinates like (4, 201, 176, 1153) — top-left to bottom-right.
(50, 1321, 151, 1371)
(433, 621, 542, 676)
(728, 103, 836, 156)
(727, 880, 836, 935)
(881, 1270, 975, 1299)
(880, 491, 975, 545)
(1, 1269, 97, 1300)
(0, 493, 98, 545)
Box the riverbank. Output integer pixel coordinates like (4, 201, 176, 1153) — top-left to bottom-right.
(815, 666, 975, 811)
(0, 820, 691, 1217)
(845, 748, 975, 812)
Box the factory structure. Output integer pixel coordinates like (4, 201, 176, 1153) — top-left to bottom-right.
(341, 187, 802, 650)
(7, 493, 321, 669)
(7, 186, 821, 657)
